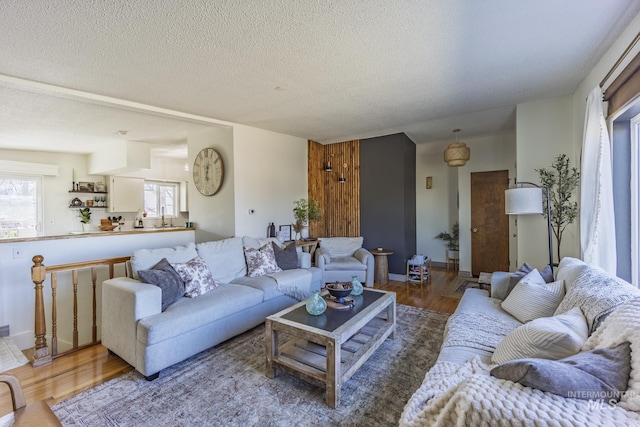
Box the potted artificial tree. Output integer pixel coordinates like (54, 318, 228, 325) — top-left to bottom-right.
(292, 199, 322, 240)
(435, 222, 459, 260)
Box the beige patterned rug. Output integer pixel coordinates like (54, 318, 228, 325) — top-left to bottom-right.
(440, 276, 490, 299)
(52, 305, 449, 427)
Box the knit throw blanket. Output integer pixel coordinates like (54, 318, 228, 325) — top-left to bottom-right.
(267, 269, 313, 301)
(441, 313, 521, 353)
(400, 297, 640, 426)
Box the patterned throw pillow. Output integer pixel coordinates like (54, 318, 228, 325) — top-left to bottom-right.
(138, 258, 184, 311)
(492, 307, 588, 364)
(501, 269, 565, 323)
(171, 256, 218, 298)
(244, 244, 282, 277)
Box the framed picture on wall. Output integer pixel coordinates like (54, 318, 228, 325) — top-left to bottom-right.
(78, 182, 95, 192)
(279, 225, 292, 241)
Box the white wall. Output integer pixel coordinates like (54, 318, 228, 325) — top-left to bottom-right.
(515, 96, 576, 269)
(232, 124, 308, 238)
(187, 125, 236, 243)
(416, 131, 516, 272)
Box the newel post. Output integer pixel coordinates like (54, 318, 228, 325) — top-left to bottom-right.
(31, 255, 51, 366)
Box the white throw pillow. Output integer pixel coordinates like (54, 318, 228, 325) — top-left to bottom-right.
(318, 237, 364, 257)
(501, 269, 565, 323)
(197, 237, 247, 283)
(492, 307, 589, 364)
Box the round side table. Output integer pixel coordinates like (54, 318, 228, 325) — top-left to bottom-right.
(370, 249, 394, 285)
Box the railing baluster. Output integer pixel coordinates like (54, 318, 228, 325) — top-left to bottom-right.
(51, 272, 58, 357)
(92, 267, 97, 343)
(30, 255, 51, 367)
(72, 269, 78, 350)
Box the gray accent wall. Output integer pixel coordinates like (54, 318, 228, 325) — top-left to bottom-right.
(360, 133, 416, 274)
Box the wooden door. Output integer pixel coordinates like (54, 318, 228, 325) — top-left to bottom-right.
(471, 170, 510, 275)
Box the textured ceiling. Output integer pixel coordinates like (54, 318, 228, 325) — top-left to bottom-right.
(0, 0, 638, 156)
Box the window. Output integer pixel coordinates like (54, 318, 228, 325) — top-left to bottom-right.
(0, 174, 43, 238)
(144, 181, 179, 218)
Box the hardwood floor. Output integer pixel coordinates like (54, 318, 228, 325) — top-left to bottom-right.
(0, 266, 461, 418)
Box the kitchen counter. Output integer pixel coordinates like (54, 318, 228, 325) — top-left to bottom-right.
(0, 227, 195, 244)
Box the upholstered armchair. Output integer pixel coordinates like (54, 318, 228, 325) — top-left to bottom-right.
(315, 237, 374, 287)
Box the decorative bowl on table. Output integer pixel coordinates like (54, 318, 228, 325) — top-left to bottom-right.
(326, 282, 354, 304)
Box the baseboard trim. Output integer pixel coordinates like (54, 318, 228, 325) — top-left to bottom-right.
(0, 325, 8, 337)
(389, 273, 406, 282)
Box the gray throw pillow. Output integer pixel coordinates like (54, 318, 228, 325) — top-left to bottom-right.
(272, 241, 298, 270)
(508, 263, 554, 296)
(490, 342, 631, 402)
(138, 258, 184, 311)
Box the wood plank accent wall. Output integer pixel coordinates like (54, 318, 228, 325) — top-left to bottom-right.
(308, 140, 360, 237)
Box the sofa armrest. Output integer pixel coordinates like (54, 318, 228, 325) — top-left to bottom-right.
(102, 277, 161, 368)
(297, 251, 311, 269)
(490, 271, 513, 301)
(353, 248, 371, 264)
(316, 247, 331, 266)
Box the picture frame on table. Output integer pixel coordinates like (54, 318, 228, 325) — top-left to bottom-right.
(78, 181, 95, 192)
(279, 225, 292, 241)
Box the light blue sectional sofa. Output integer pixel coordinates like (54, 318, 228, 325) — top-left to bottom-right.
(102, 236, 321, 379)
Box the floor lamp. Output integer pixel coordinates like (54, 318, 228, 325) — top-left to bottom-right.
(505, 181, 554, 272)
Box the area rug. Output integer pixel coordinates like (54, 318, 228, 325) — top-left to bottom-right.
(52, 305, 449, 427)
(440, 276, 490, 299)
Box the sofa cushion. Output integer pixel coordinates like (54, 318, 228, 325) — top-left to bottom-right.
(197, 237, 247, 283)
(323, 256, 367, 271)
(318, 237, 364, 257)
(272, 241, 298, 270)
(171, 256, 218, 298)
(501, 269, 565, 323)
(492, 307, 589, 364)
(231, 275, 281, 301)
(490, 341, 631, 401)
(131, 242, 198, 280)
(244, 244, 282, 277)
(554, 262, 640, 334)
(242, 236, 282, 250)
(137, 258, 184, 311)
(137, 283, 264, 346)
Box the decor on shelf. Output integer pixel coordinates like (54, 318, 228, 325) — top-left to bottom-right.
(292, 198, 322, 240)
(505, 181, 553, 270)
(79, 208, 91, 231)
(435, 222, 459, 259)
(305, 290, 327, 315)
(350, 275, 363, 296)
(535, 154, 580, 263)
(444, 129, 470, 167)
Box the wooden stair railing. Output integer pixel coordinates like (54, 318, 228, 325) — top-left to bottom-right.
(30, 255, 131, 367)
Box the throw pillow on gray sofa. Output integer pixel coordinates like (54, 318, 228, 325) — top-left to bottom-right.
(171, 256, 218, 298)
(138, 258, 184, 311)
(490, 341, 631, 401)
(272, 241, 298, 270)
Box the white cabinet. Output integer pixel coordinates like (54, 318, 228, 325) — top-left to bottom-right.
(108, 176, 144, 213)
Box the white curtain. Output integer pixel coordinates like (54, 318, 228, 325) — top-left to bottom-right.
(580, 86, 617, 274)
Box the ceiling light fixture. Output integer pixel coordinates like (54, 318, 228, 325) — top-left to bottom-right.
(444, 129, 470, 167)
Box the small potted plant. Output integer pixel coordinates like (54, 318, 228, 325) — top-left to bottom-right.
(79, 208, 91, 231)
(435, 222, 459, 259)
(292, 199, 322, 239)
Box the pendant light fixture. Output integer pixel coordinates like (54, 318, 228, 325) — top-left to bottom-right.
(444, 129, 470, 167)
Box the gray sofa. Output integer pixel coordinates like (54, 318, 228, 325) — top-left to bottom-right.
(102, 236, 321, 379)
(401, 257, 640, 426)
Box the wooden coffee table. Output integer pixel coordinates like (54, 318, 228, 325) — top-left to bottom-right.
(265, 288, 396, 408)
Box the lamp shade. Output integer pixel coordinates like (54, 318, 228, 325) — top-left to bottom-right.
(444, 142, 470, 167)
(505, 187, 543, 214)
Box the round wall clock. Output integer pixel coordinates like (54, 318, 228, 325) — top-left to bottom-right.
(193, 148, 224, 196)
